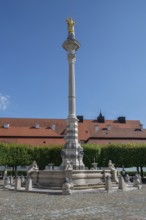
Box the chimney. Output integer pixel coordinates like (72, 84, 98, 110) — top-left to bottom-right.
(118, 116, 126, 123)
(77, 115, 84, 123)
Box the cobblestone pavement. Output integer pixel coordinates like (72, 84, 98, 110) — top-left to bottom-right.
(0, 181, 146, 220)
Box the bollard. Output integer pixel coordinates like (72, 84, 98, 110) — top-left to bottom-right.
(118, 175, 126, 191)
(25, 176, 32, 191)
(15, 176, 21, 190)
(105, 175, 112, 192)
(4, 176, 10, 188)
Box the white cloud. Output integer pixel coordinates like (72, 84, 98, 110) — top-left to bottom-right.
(0, 94, 9, 110)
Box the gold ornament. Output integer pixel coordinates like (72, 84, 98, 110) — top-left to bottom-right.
(66, 18, 75, 33)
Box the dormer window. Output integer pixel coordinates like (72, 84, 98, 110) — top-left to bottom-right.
(139, 124, 143, 131)
(95, 125, 99, 132)
(51, 124, 56, 130)
(107, 125, 111, 131)
(34, 123, 40, 129)
(3, 123, 9, 129)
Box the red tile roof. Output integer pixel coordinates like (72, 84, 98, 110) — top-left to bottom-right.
(0, 127, 61, 137)
(0, 117, 146, 145)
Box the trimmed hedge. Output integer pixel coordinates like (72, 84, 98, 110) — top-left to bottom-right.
(83, 144, 101, 168)
(0, 143, 146, 170)
(0, 143, 63, 170)
(97, 143, 146, 168)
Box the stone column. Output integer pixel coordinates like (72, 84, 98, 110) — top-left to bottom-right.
(60, 18, 85, 170)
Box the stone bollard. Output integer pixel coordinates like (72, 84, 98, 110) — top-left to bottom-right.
(10, 175, 14, 185)
(25, 176, 32, 191)
(105, 175, 112, 192)
(4, 176, 10, 188)
(3, 167, 8, 180)
(133, 174, 142, 190)
(15, 176, 21, 190)
(118, 175, 126, 191)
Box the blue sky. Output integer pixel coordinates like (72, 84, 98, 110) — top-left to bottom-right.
(0, 0, 146, 126)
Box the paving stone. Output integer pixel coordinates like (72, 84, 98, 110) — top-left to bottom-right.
(0, 180, 146, 219)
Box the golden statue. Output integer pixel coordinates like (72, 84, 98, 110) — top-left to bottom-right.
(66, 18, 75, 33)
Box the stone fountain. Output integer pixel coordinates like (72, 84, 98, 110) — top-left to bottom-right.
(29, 18, 119, 194)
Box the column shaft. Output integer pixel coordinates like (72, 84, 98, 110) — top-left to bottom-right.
(68, 54, 76, 118)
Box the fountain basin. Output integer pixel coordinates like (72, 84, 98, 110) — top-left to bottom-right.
(31, 169, 114, 188)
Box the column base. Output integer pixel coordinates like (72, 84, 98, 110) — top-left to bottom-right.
(60, 143, 85, 170)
